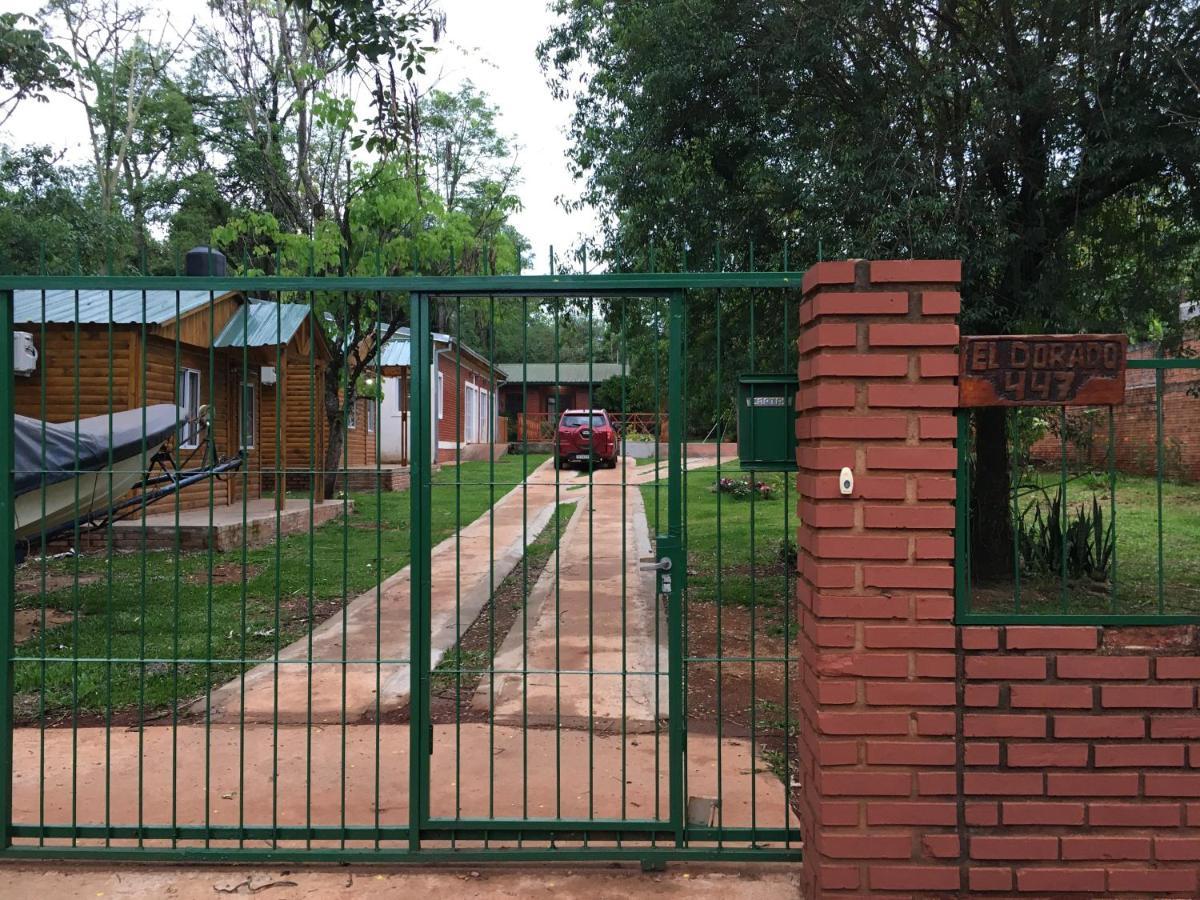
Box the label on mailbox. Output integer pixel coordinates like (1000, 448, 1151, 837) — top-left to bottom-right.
(959, 334, 1128, 407)
(750, 396, 786, 407)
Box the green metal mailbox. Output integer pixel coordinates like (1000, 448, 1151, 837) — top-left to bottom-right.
(736, 373, 799, 472)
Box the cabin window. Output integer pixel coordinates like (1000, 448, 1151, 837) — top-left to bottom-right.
(347, 399, 358, 430)
(240, 376, 257, 450)
(437, 372, 445, 420)
(464, 384, 478, 443)
(479, 387, 492, 442)
(366, 396, 376, 433)
(177, 367, 201, 449)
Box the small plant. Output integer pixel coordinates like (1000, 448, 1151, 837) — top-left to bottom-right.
(713, 476, 775, 500)
(1016, 486, 1115, 582)
(773, 536, 797, 570)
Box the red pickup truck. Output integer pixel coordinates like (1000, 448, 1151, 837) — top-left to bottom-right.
(554, 409, 618, 470)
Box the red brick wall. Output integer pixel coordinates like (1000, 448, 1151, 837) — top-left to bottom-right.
(794, 258, 963, 896)
(794, 258, 1200, 897)
(1028, 380, 1200, 480)
(957, 624, 1200, 896)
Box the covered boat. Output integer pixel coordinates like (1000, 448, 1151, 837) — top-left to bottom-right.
(13, 405, 183, 541)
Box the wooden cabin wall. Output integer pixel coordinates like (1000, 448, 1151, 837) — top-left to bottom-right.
(13, 327, 136, 421)
(142, 335, 241, 512)
(259, 350, 329, 487)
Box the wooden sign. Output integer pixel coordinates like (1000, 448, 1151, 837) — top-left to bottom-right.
(959, 334, 1128, 407)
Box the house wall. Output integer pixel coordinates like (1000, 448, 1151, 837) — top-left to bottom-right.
(379, 350, 502, 465)
(499, 383, 592, 415)
(1027, 376, 1200, 481)
(435, 351, 500, 462)
(13, 326, 136, 420)
(143, 336, 248, 512)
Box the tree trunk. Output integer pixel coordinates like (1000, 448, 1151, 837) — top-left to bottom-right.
(321, 381, 352, 500)
(971, 407, 1015, 582)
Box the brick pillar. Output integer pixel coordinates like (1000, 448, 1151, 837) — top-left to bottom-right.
(794, 259, 962, 896)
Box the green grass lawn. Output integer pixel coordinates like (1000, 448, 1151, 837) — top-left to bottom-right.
(641, 462, 795, 627)
(968, 472, 1200, 617)
(13, 454, 548, 721)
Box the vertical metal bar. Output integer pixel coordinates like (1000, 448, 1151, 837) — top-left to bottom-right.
(204, 281, 216, 849)
(339, 296, 350, 849)
(172, 289, 182, 847)
(522, 294, 530, 827)
(553, 298, 562, 821)
(1009, 410, 1022, 615)
(239, 280, 251, 847)
(105, 289, 114, 847)
(304, 277, 316, 849)
(0, 288, 15, 851)
(454, 294, 463, 828)
(37, 287, 47, 847)
(1059, 407, 1068, 613)
(666, 290, 686, 846)
(1155, 370, 1165, 613)
(954, 413, 972, 619)
(487, 288, 496, 838)
(714, 287, 725, 846)
(71, 292, 79, 846)
(373, 294, 384, 851)
(408, 291, 431, 848)
(748, 275, 759, 841)
(781, 284, 792, 841)
(619, 295, 628, 831)
(652, 295, 661, 832)
(587, 294, 595, 829)
(1108, 407, 1118, 614)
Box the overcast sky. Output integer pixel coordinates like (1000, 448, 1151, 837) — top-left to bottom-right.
(0, 0, 598, 273)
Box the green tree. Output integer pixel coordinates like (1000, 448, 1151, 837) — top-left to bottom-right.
(0, 11, 71, 126)
(0, 144, 128, 273)
(542, 0, 1200, 578)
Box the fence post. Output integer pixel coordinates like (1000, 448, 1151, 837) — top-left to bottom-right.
(0, 289, 13, 849)
(793, 259, 962, 896)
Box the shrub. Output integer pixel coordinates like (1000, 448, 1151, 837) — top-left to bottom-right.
(713, 476, 775, 500)
(1016, 486, 1114, 582)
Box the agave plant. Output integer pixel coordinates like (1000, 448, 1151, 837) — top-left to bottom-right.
(1016, 485, 1115, 582)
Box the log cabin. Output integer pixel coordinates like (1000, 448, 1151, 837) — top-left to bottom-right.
(496, 362, 627, 440)
(9, 283, 356, 514)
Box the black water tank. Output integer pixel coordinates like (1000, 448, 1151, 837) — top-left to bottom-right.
(185, 246, 227, 276)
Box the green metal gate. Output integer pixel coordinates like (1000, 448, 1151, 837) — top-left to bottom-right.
(0, 270, 802, 865)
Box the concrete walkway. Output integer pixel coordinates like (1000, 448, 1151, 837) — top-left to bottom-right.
(11, 723, 798, 841)
(197, 461, 568, 724)
(475, 460, 667, 731)
(0, 864, 802, 900)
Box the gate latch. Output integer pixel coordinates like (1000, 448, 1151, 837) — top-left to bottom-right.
(639, 555, 672, 572)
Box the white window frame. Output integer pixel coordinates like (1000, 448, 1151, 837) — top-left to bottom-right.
(478, 387, 490, 444)
(437, 371, 445, 420)
(464, 383, 479, 443)
(177, 367, 201, 449)
(347, 398, 358, 430)
(240, 375, 257, 450)
(366, 396, 376, 433)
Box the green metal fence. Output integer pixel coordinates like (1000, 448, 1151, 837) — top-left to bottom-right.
(0, 270, 802, 864)
(955, 357, 1200, 624)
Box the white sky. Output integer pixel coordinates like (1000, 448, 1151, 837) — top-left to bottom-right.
(0, 0, 598, 273)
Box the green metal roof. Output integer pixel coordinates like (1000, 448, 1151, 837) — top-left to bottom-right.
(12, 289, 237, 325)
(213, 301, 311, 348)
(496, 362, 627, 384)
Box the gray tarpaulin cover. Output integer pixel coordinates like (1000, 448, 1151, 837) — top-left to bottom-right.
(14, 405, 183, 495)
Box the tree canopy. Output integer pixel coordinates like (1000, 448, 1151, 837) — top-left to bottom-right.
(541, 0, 1200, 341)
